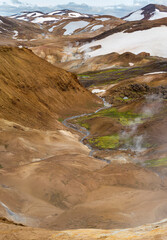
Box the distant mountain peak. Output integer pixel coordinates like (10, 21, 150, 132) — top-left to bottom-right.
(123, 4, 167, 21)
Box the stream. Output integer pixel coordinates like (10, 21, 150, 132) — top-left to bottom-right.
(0, 201, 26, 224)
(63, 98, 112, 163)
(0, 200, 37, 226)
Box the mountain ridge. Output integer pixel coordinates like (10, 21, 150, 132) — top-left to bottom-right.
(123, 3, 167, 21)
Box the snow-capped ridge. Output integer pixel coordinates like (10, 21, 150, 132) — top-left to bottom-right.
(11, 11, 44, 19)
(10, 9, 91, 25)
(8, 9, 122, 36)
(123, 4, 167, 21)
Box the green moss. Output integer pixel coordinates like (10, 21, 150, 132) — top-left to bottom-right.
(92, 108, 142, 126)
(74, 118, 90, 130)
(78, 68, 128, 78)
(0, 164, 3, 169)
(79, 63, 167, 88)
(143, 143, 153, 148)
(88, 135, 119, 149)
(58, 118, 64, 123)
(80, 122, 90, 130)
(78, 74, 90, 78)
(145, 157, 167, 167)
(73, 107, 145, 127)
(119, 117, 132, 126)
(97, 68, 127, 74)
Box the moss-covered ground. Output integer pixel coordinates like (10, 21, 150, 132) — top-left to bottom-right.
(88, 135, 120, 149)
(145, 157, 167, 167)
(70, 107, 149, 150)
(73, 107, 145, 129)
(78, 62, 167, 87)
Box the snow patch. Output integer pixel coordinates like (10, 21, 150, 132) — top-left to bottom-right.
(91, 24, 103, 31)
(12, 30, 18, 39)
(150, 9, 167, 20)
(80, 26, 167, 58)
(125, 9, 167, 21)
(32, 17, 58, 24)
(49, 10, 65, 15)
(63, 21, 89, 35)
(48, 26, 56, 32)
(125, 10, 144, 21)
(17, 16, 28, 21)
(92, 89, 106, 93)
(144, 71, 167, 75)
(68, 12, 88, 18)
(97, 17, 110, 21)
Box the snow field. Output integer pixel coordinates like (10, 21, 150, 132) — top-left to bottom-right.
(80, 26, 167, 58)
(63, 21, 89, 35)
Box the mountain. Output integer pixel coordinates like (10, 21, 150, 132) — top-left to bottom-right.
(0, 46, 99, 130)
(2, 7, 167, 74)
(0, 15, 43, 43)
(10, 9, 91, 23)
(0, 11, 124, 47)
(0, 11, 124, 73)
(123, 4, 167, 21)
(44, 16, 166, 73)
(0, 2, 141, 18)
(9, 10, 124, 36)
(79, 18, 167, 61)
